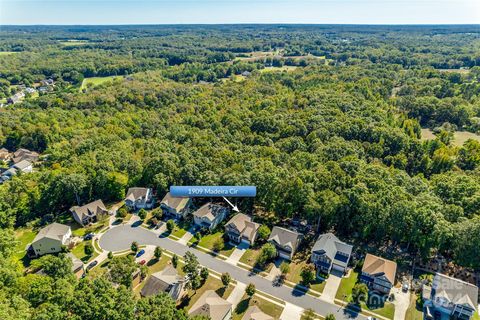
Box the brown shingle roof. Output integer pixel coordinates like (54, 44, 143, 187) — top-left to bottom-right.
(188, 290, 232, 320)
(225, 213, 260, 242)
(362, 253, 397, 285)
(242, 306, 274, 320)
(160, 192, 189, 211)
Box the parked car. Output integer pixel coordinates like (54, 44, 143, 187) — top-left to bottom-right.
(87, 260, 98, 270)
(84, 233, 95, 240)
(139, 260, 146, 265)
(402, 281, 410, 292)
(136, 249, 145, 257)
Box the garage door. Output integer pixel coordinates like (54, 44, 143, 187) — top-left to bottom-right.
(278, 251, 291, 260)
(332, 264, 345, 272)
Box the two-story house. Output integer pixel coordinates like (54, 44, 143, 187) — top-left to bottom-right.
(70, 199, 109, 226)
(125, 187, 154, 210)
(360, 253, 397, 294)
(28, 223, 71, 257)
(310, 233, 353, 276)
(423, 273, 478, 320)
(224, 213, 260, 245)
(267, 227, 301, 260)
(193, 203, 229, 231)
(13, 148, 39, 164)
(160, 192, 192, 219)
(13, 160, 33, 173)
(140, 265, 186, 302)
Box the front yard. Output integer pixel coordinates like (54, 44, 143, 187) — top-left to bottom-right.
(191, 231, 235, 257)
(286, 260, 327, 294)
(335, 270, 395, 319)
(405, 293, 424, 320)
(233, 293, 284, 320)
(71, 240, 99, 263)
(238, 247, 273, 273)
(170, 220, 192, 239)
(183, 275, 234, 311)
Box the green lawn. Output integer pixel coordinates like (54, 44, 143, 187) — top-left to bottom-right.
(233, 293, 284, 320)
(12, 227, 37, 266)
(183, 275, 234, 311)
(80, 76, 123, 90)
(286, 260, 326, 293)
(71, 240, 98, 263)
(239, 247, 262, 266)
(405, 294, 424, 320)
(170, 220, 191, 239)
(0, 51, 18, 56)
(193, 232, 235, 257)
(472, 312, 480, 320)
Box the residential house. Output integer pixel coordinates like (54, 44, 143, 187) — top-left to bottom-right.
(360, 253, 397, 294)
(28, 223, 71, 257)
(67, 253, 85, 279)
(13, 148, 39, 164)
(267, 227, 301, 260)
(242, 306, 274, 320)
(40, 79, 54, 86)
(1, 167, 17, 179)
(193, 203, 229, 231)
(160, 192, 192, 219)
(225, 213, 260, 245)
(70, 199, 109, 226)
(423, 273, 478, 320)
(7, 91, 25, 104)
(188, 290, 232, 320)
(242, 70, 252, 77)
(125, 187, 154, 210)
(25, 87, 36, 94)
(38, 86, 49, 93)
(13, 160, 33, 173)
(311, 233, 353, 276)
(140, 265, 186, 302)
(0, 148, 10, 161)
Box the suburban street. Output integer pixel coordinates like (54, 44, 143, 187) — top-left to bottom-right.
(99, 224, 367, 320)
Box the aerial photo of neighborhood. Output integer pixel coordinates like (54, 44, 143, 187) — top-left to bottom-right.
(0, 1, 479, 320)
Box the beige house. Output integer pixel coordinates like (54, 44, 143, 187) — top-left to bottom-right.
(125, 187, 154, 210)
(67, 253, 85, 279)
(360, 253, 397, 294)
(242, 306, 274, 320)
(0, 148, 10, 161)
(188, 290, 232, 320)
(70, 199, 109, 226)
(29, 223, 71, 257)
(225, 213, 260, 245)
(140, 265, 186, 302)
(193, 203, 229, 231)
(13, 148, 39, 164)
(160, 192, 192, 219)
(267, 227, 301, 260)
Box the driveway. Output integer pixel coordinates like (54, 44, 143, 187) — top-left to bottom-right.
(321, 272, 343, 303)
(280, 302, 303, 320)
(99, 225, 367, 320)
(392, 287, 410, 320)
(225, 242, 249, 265)
(178, 226, 195, 245)
(227, 282, 246, 309)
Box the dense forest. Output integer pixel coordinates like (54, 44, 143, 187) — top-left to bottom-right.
(0, 25, 480, 319)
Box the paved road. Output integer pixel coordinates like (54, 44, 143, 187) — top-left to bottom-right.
(99, 225, 366, 320)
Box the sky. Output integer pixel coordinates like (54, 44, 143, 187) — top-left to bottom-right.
(0, 0, 479, 25)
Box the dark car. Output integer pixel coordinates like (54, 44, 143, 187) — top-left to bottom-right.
(87, 260, 98, 270)
(84, 233, 95, 240)
(136, 249, 145, 257)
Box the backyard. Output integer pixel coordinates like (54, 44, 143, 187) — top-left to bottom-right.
(12, 227, 37, 267)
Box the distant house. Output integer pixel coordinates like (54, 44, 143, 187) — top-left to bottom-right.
(70, 199, 109, 226)
(0, 148, 10, 161)
(13, 160, 33, 173)
(311, 233, 353, 276)
(28, 223, 71, 257)
(267, 227, 301, 260)
(125, 187, 154, 210)
(188, 290, 232, 320)
(1, 167, 17, 179)
(24, 87, 36, 94)
(7, 91, 25, 104)
(423, 273, 478, 320)
(360, 254, 397, 294)
(13, 148, 39, 164)
(140, 265, 186, 302)
(225, 213, 260, 245)
(193, 203, 229, 231)
(242, 306, 273, 320)
(38, 86, 49, 93)
(160, 192, 192, 219)
(40, 79, 54, 86)
(67, 253, 85, 279)
(241, 71, 252, 77)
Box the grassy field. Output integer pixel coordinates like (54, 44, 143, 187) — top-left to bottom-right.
(71, 240, 98, 263)
(192, 231, 235, 257)
(58, 40, 89, 46)
(420, 128, 480, 146)
(170, 220, 191, 239)
(80, 76, 123, 90)
(260, 66, 299, 73)
(12, 227, 37, 265)
(183, 275, 234, 311)
(0, 51, 19, 56)
(405, 294, 423, 320)
(233, 293, 284, 320)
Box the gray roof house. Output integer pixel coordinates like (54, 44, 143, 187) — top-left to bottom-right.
(423, 273, 478, 320)
(29, 223, 71, 257)
(225, 213, 260, 245)
(13, 148, 39, 164)
(160, 192, 192, 219)
(140, 265, 186, 301)
(13, 160, 33, 173)
(267, 227, 301, 260)
(125, 187, 154, 210)
(188, 290, 232, 320)
(67, 253, 85, 279)
(70, 199, 109, 226)
(193, 203, 229, 231)
(311, 233, 353, 276)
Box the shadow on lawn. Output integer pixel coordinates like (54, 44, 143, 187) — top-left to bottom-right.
(235, 298, 250, 315)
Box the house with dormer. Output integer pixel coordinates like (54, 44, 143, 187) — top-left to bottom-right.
(160, 192, 192, 219)
(267, 227, 301, 260)
(311, 233, 353, 276)
(70, 199, 109, 226)
(193, 203, 229, 231)
(125, 187, 154, 210)
(225, 213, 261, 245)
